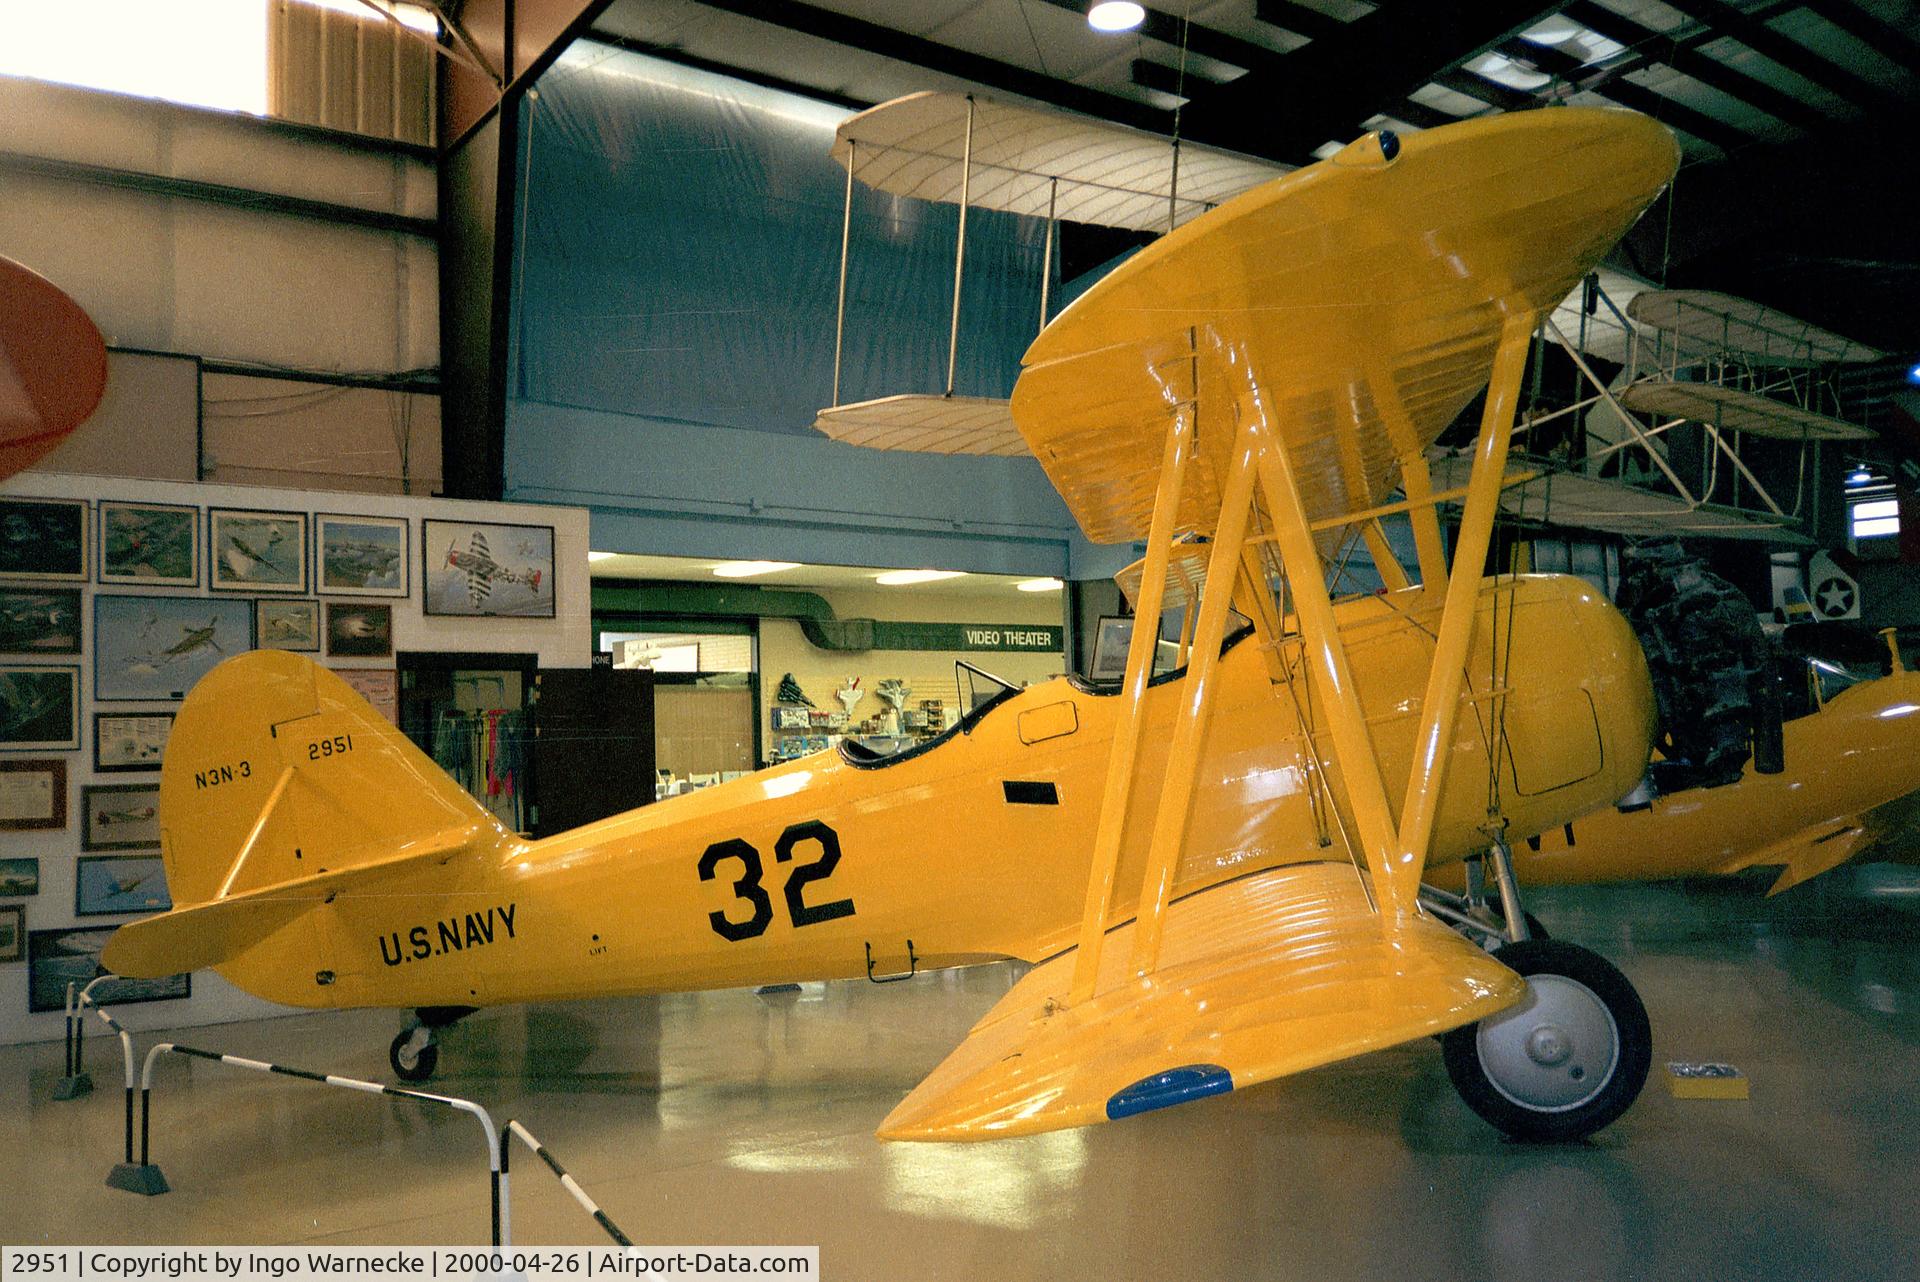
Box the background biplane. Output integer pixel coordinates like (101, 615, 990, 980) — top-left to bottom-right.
(107, 100, 1684, 1144)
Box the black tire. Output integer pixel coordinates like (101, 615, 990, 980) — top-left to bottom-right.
(1442, 939, 1650, 1142)
(390, 1028, 439, 1083)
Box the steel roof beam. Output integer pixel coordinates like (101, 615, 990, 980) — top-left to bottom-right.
(1657, 0, 1905, 117)
(1561, 0, 1835, 135)
(687, 0, 1170, 134)
(1796, 0, 1920, 79)
(1494, 38, 1757, 154)
(1176, 2, 1563, 163)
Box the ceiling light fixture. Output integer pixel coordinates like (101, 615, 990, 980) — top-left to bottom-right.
(712, 560, 801, 578)
(1087, 2, 1145, 34)
(875, 569, 968, 586)
(1017, 578, 1064, 592)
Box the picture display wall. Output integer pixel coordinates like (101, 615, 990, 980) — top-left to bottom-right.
(0, 474, 587, 1038)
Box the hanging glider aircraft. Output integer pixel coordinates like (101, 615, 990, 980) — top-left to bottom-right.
(109, 104, 1693, 1143)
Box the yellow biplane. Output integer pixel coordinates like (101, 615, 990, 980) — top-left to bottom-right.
(107, 104, 1683, 1144)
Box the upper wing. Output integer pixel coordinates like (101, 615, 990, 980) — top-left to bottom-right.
(1012, 108, 1680, 544)
(880, 862, 1522, 1141)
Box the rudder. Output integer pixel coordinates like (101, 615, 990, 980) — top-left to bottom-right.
(156, 650, 506, 907)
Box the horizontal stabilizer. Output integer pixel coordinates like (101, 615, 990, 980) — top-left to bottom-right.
(101, 823, 491, 978)
(878, 863, 1522, 1141)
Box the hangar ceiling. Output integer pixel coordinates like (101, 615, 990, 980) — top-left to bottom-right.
(587, 0, 1920, 353)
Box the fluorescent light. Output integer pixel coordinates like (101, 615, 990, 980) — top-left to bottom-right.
(587, 550, 617, 562)
(1017, 578, 1064, 592)
(1087, 2, 1145, 34)
(875, 569, 967, 586)
(712, 560, 801, 578)
(1469, 53, 1550, 91)
(1522, 18, 1580, 45)
(1849, 470, 1873, 485)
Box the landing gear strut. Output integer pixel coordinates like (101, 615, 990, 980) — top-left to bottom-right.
(388, 1006, 475, 1083)
(1424, 842, 1651, 1142)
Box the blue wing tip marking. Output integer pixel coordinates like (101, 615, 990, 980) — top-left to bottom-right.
(1105, 1064, 1234, 1121)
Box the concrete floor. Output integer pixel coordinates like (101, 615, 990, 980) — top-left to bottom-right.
(3, 866, 1916, 1280)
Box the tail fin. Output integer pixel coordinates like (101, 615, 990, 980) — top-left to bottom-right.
(103, 651, 507, 978)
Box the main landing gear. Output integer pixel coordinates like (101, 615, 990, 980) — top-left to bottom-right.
(389, 1006, 475, 1083)
(1420, 841, 1652, 1143)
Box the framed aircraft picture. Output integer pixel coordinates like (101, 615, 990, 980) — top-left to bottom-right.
(0, 665, 79, 751)
(81, 782, 160, 850)
(257, 599, 319, 652)
(98, 500, 199, 586)
(0, 497, 88, 581)
(0, 905, 23, 965)
(324, 602, 393, 657)
(93, 712, 175, 772)
(0, 857, 39, 897)
(29, 926, 189, 1012)
(94, 594, 252, 701)
(208, 507, 307, 593)
(0, 758, 65, 830)
(423, 519, 555, 618)
(0, 586, 82, 655)
(316, 513, 408, 597)
(75, 854, 172, 917)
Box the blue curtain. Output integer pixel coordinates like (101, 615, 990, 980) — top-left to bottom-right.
(513, 45, 1050, 435)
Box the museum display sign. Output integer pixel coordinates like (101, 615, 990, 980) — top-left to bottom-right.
(93, 712, 175, 772)
(0, 757, 65, 829)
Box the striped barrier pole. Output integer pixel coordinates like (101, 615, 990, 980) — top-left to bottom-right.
(130, 1043, 501, 1243)
(54, 982, 94, 1100)
(502, 1120, 633, 1248)
(68, 979, 145, 1189)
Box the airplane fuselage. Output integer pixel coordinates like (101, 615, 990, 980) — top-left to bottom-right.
(213, 573, 1655, 1011)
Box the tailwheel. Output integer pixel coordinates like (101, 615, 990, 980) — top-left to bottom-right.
(1442, 939, 1650, 1142)
(389, 1024, 439, 1083)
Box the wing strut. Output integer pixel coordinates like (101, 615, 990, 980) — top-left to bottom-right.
(1392, 317, 1533, 885)
(1067, 392, 1194, 1006)
(1068, 314, 1539, 988)
(1128, 409, 1263, 975)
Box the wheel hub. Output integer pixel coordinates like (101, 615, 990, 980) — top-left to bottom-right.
(1477, 974, 1619, 1113)
(397, 1027, 430, 1070)
(1525, 1025, 1572, 1066)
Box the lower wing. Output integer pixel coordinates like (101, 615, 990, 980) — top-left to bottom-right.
(880, 862, 1521, 1141)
